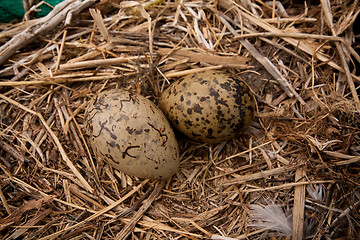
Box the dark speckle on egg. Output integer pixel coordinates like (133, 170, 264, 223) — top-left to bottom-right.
(159, 70, 255, 143)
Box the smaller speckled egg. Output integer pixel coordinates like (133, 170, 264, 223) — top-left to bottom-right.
(159, 70, 255, 143)
(84, 89, 179, 179)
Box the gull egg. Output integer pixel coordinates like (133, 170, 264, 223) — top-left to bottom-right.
(159, 70, 255, 143)
(84, 89, 180, 179)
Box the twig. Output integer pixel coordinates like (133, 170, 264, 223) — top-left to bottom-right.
(58, 224, 96, 240)
(328, 200, 360, 234)
(120, 217, 204, 238)
(292, 168, 306, 240)
(0, 93, 94, 192)
(223, 164, 302, 186)
(164, 65, 223, 78)
(6, 209, 53, 240)
(38, 179, 149, 240)
(0, 195, 54, 231)
(9, 176, 116, 218)
(235, 32, 360, 66)
(320, 0, 360, 110)
(54, 29, 68, 72)
(110, 187, 153, 220)
(89, 8, 110, 41)
(0, 187, 11, 215)
(0, 0, 95, 65)
(0, 138, 30, 163)
(59, 56, 142, 70)
(157, 48, 248, 68)
(219, 15, 307, 105)
(115, 180, 165, 240)
(242, 180, 334, 193)
(0, 74, 127, 86)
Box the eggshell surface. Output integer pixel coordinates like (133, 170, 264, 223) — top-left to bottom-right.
(84, 89, 180, 179)
(159, 70, 255, 143)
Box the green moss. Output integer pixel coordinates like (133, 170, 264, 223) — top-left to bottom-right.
(0, 0, 64, 23)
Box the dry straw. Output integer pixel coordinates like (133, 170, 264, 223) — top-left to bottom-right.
(0, 0, 359, 239)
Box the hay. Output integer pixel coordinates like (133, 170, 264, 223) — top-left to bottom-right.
(0, 0, 359, 239)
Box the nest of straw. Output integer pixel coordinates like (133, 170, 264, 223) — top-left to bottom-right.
(0, 0, 359, 239)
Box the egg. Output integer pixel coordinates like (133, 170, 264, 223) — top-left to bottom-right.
(84, 89, 180, 179)
(159, 70, 255, 143)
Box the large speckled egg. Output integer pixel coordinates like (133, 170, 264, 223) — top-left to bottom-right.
(159, 70, 255, 143)
(84, 89, 179, 179)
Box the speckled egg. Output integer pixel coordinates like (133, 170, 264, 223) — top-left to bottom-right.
(84, 89, 180, 179)
(159, 70, 255, 143)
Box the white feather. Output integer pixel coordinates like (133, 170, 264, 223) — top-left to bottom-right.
(248, 203, 292, 236)
(306, 184, 324, 201)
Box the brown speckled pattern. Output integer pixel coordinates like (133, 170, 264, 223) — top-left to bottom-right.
(159, 70, 255, 143)
(84, 89, 179, 179)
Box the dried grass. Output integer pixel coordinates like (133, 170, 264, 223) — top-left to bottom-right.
(0, 0, 359, 239)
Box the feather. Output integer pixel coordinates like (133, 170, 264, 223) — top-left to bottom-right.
(306, 184, 324, 201)
(248, 203, 292, 236)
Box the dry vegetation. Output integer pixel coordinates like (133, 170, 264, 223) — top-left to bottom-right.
(0, 0, 359, 239)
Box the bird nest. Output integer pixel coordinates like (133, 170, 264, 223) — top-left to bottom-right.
(0, 0, 359, 239)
